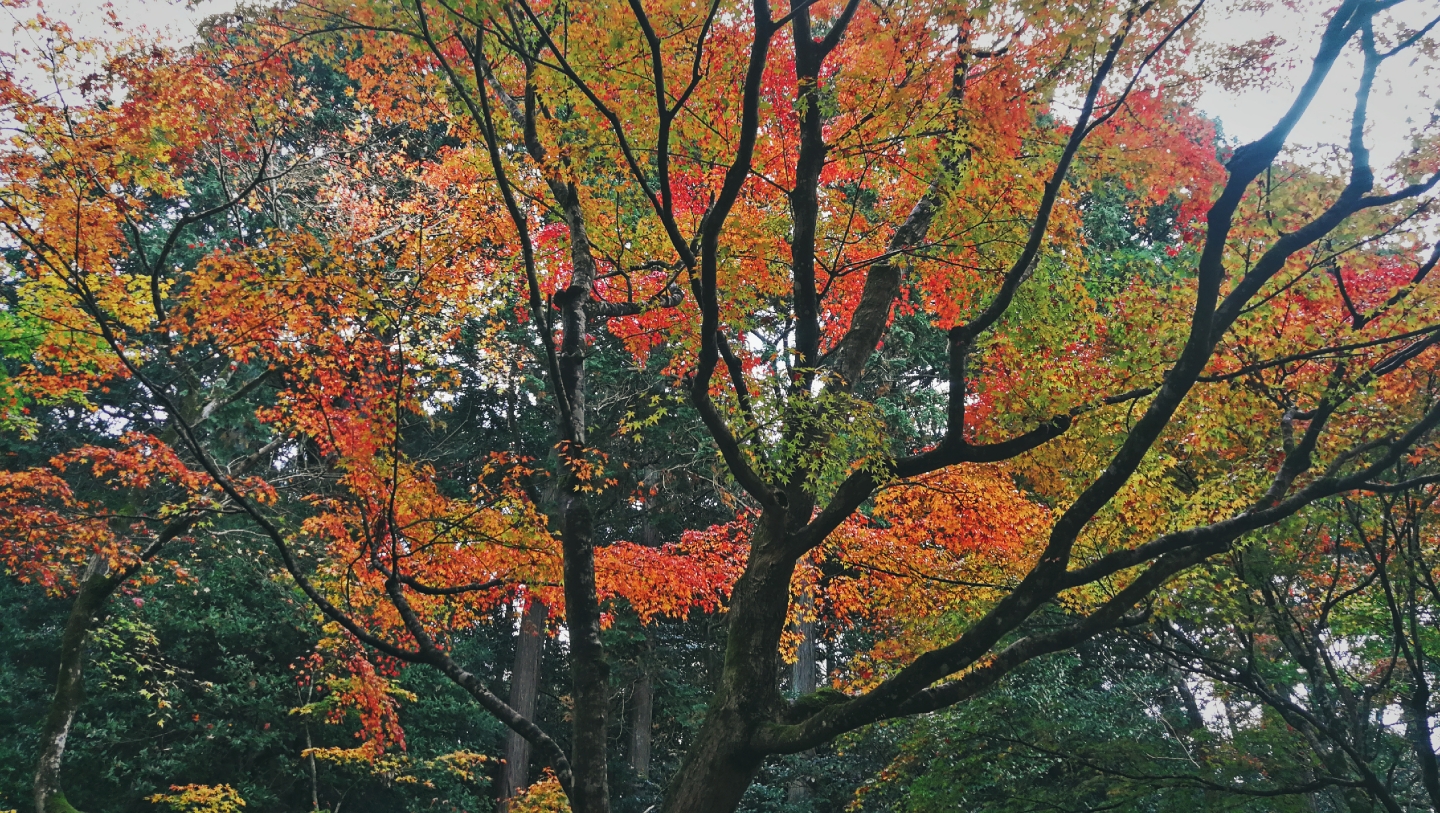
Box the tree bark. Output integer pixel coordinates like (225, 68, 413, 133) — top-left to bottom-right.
(660, 520, 794, 813)
(34, 555, 117, 813)
(499, 598, 547, 811)
(552, 148, 611, 812)
(32, 516, 191, 813)
(562, 496, 611, 813)
(629, 671, 653, 780)
(1403, 693, 1440, 811)
(792, 604, 817, 697)
(787, 603, 817, 803)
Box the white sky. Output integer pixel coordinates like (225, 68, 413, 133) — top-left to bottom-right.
(1196, 0, 1439, 172)
(8, 0, 211, 47)
(9, 0, 1439, 171)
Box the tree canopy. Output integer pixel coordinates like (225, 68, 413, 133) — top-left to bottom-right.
(3, 0, 1440, 811)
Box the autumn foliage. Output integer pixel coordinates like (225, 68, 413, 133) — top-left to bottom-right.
(3, 0, 1440, 811)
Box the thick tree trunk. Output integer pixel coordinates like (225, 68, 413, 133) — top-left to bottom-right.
(657, 705, 766, 813)
(660, 522, 795, 813)
(499, 598, 547, 811)
(34, 556, 117, 813)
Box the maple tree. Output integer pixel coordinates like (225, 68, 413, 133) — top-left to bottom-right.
(0, 13, 316, 810)
(0, 5, 731, 809)
(5, 0, 1440, 811)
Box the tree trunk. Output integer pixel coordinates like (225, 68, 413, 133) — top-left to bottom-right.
(630, 671, 653, 780)
(1403, 684, 1440, 809)
(550, 177, 611, 813)
(499, 598, 547, 811)
(562, 496, 612, 813)
(660, 522, 795, 813)
(792, 600, 817, 697)
(630, 510, 656, 782)
(34, 555, 117, 813)
(657, 705, 766, 813)
(786, 606, 817, 803)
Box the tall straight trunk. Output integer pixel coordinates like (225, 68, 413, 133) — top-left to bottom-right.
(630, 671, 653, 779)
(551, 183, 611, 813)
(1401, 526, 1440, 810)
(787, 604, 817, 803)
(562, 495, 611, 813)
(628, 508, 657, 783)
(34, 556, 117, 813)
(499, 598, 547, 810)
(792, 601, 817, 696)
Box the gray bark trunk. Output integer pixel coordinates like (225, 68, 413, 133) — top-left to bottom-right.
(792, 602, 817, 696)
(499, 598, 547, 810)
(629, 672, 653, 779)
(787, 604, 817, 803)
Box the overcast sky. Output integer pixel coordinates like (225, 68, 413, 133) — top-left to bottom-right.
(1197, 0, 1438, 172)
(8, 0, 1438, 172)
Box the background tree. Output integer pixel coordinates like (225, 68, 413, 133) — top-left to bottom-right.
(1149, 481, 1440, 813)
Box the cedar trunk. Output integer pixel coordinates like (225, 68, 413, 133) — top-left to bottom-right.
(629, 671, 653, 779)
(787, 607, 817, 803)
(499, 598, 547, 809)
